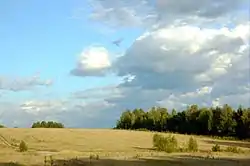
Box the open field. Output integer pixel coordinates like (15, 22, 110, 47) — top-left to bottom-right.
(0, 128, 250, 166)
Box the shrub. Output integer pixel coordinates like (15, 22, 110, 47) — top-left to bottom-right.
(153, 133, 162, 148)
(0, 124, 5, 128)
(225, 146, 242, 153)
(187, 137, 198, 152)
(19, 140, 28, 152)
(152, 134, 178, 153)
(212, 144, 221, 152)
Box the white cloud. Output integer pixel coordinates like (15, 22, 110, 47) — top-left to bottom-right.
(20, 100, 68, 115)
(70, 46, 112, 76)
(114, 23, 249, 90)
(86, 0, 248, 29)
(0, 96, 116, 128)
(108, 22, 250, 110)
(87, 0, 156, 29)
(0, 73, 52, 92)
(72, 85, 124, 100)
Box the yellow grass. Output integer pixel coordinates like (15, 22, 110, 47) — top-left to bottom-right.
(0, 128, 250, 166)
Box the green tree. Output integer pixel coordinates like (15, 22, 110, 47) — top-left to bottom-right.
(115, 104, 250, 139)
(219, 104, 236, 135)
(116, 110, 135, 129)
(198, 108, 213, 134)
(31, 121, 64, 128)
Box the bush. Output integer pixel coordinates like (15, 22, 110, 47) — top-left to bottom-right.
(225, 146, 242, 153)
(0, 124, 5, 128)
(212, 144, 221, 152)
(152, 134, 178, 153)
(19, 140, 28, 152)
(187, 137, 198, 152)
(153, 133, 162, 148)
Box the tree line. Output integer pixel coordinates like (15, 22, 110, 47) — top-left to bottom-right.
(31, 121, 64, 128)
(115, 104, 250, 139)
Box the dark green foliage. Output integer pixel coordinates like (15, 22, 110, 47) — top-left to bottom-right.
(0, 124, 5, 128)
(187, 137, 198, 152)
(153, 134, 178, 153)
(115, 104, 250, 139)
(31, 121, 64, 128)
(212, 144, 221, 152)
(19, 140, 28, 152)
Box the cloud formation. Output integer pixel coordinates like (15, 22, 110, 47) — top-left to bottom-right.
(70, 46, 112, 77)
(1, 0, 249, 128)
(0, 97, 115, 128)
(0, 73, 52, 92)
(114, 23, 249, 91)
(87, 0, 249, 29)
(64, 0, 249, 128)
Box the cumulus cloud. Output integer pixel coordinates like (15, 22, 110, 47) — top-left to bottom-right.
(114, 23, 249, 91)
(104, 21, 249, 110)
(70, 46, 112, 77)
(0, 73, 52, 92)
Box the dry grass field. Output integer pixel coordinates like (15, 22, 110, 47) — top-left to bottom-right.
(0, 128, 250, 166)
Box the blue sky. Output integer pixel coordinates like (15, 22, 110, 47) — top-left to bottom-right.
(0, 0, 249, 127)
(0, 0, 141, 97)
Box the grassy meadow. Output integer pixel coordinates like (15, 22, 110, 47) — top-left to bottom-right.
(0, 128, 250, 166)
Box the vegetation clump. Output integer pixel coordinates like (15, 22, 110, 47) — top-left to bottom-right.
(115, 104, 250, 139)
(187, 137, 198, 152)
(19, 140, 28, 152)
(212, 144, 221, 152)
(153, 133, 178, 153)
(31, 121, 64, 128)
(225, 146, 243, 153)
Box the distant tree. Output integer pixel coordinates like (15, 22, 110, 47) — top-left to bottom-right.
(0, 124, 5, 128)
(116, 110, 135, 129)
(198, 108, 213, 135)
(31, 121, 64, 128)
(115, 104, 250, 139)
(171, 109, 177, 117)
(219, 104, 236, 135)
(236, 108, 250, 138)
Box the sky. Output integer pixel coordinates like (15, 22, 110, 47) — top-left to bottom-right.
(0, 0, 249, 128)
